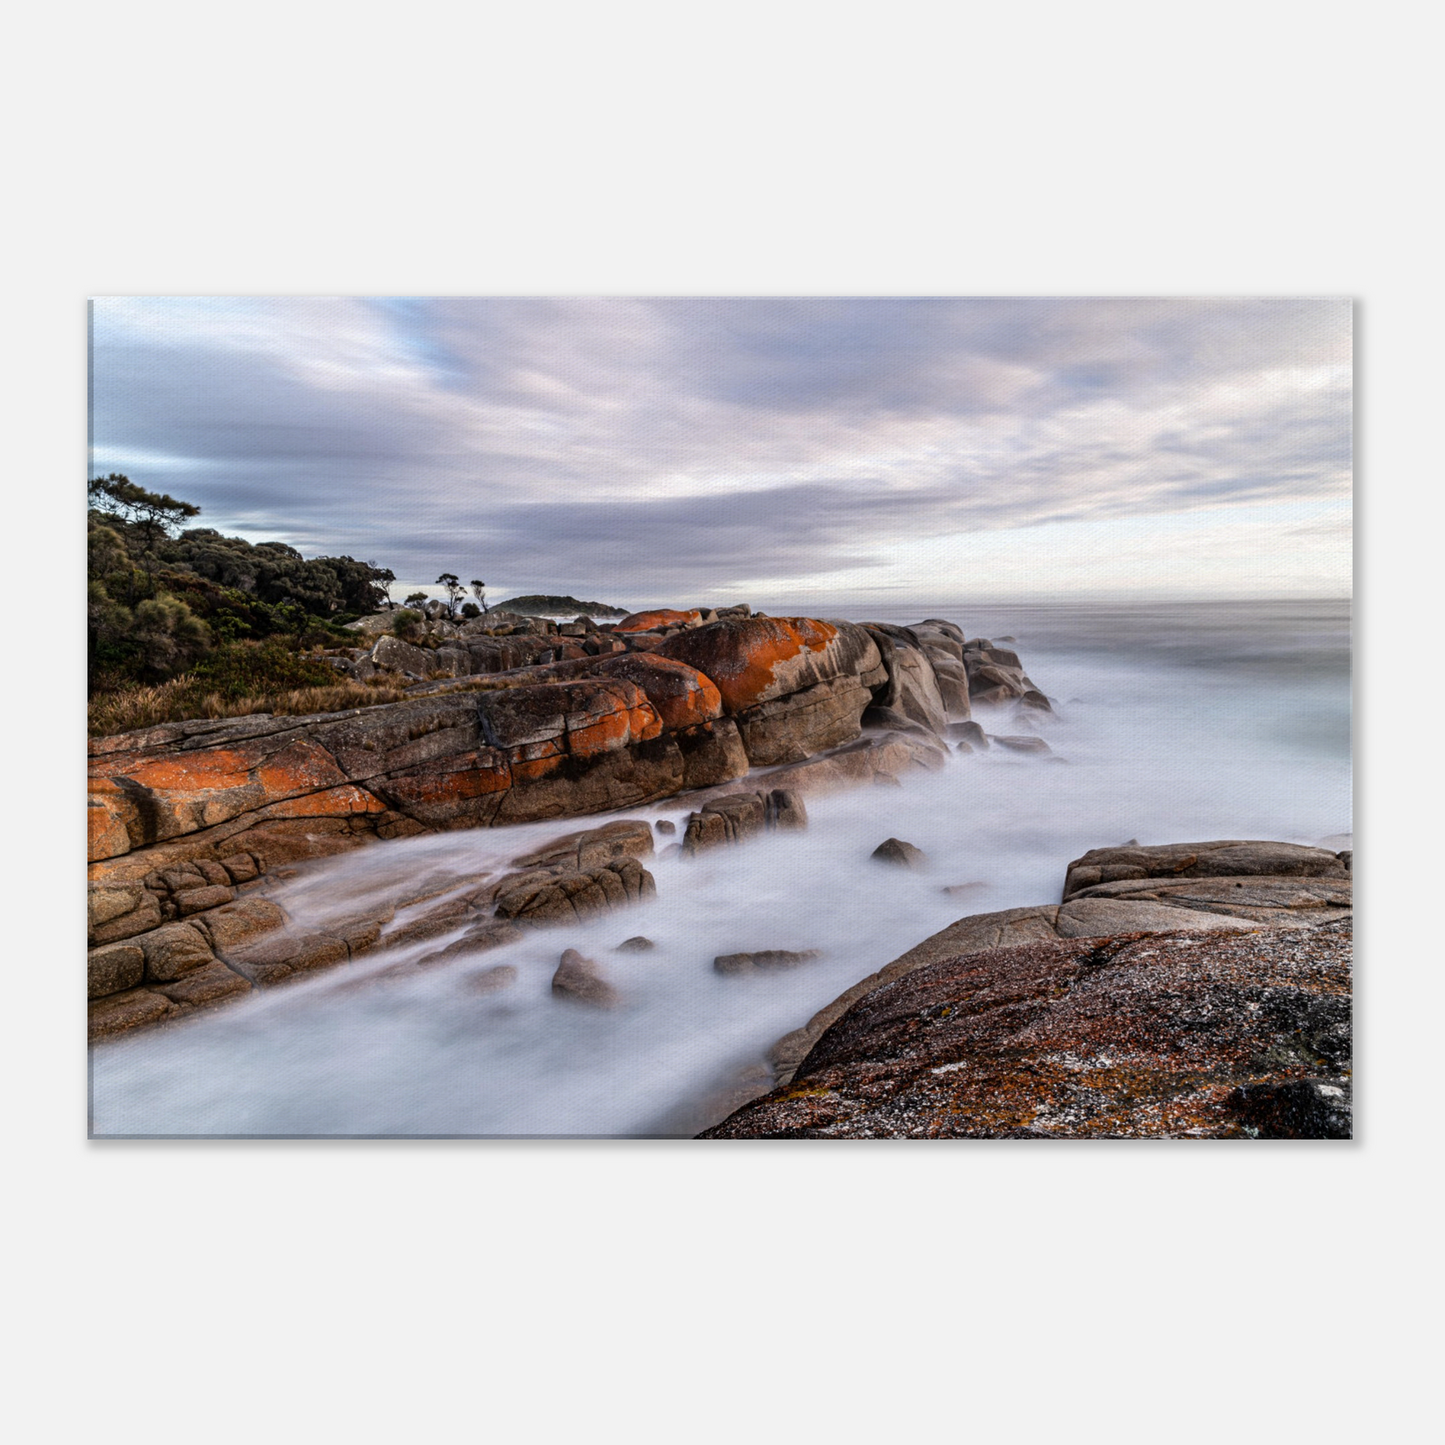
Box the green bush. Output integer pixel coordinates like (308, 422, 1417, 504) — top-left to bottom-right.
(392, 607, 425, 641)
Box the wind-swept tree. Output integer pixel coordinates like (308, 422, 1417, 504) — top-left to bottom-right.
(469, 578, 488, 615)
(436, 572, 466, 620)
(88, 474, 201, 584)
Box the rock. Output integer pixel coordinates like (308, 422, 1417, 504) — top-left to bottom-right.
(493, 858, 656, 925)
(89, 987, 178, 1041)
(860, 624, 948, 733)
(734, 674, 874, 765)
(615, 936, 655, 952)
(681, 789, 805, 854)
(766, 789, 808, 831)
(654, 819, 676, 835)
(552, 949, 619, 1007)
(151, 961, 252, 1008)
(614, 608, 705, 632)
(1061, 875, 1353, 929)
(463, 964, 518, 994)
(586, 653, 723, 731)
(88, 944, 145, 999)
(713, 949, 823, 975)
(173, 883, 236, 916)
(223, 930, 350, 987)
(1227, 1079, 1352, 1139)
(509, 818, 655, 872)
(992, 734, 1052, 754)
(220, 852, 260, 883)
(1016, 689, 1053, 715)
(370, 635, 437, 677)
(414, 920, 526, 968)
(683, 792, 766, 853)
(194, 896, 288, 951)
(1062, 839, 1350, 901)
(702, 921, 1353, 1139)
(871, 837, 927, 869)
(138, 922, 216, 982)
(656, 616, 882, 715)
(87, 886, 163, 945)
(945, 721, 989, 749)
(941, 882, 988, 898)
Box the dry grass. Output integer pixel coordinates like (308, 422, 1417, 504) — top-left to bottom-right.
(88, 676, 411, 736)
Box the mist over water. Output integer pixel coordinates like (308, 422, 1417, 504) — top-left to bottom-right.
(90, 598, 1351, 1138)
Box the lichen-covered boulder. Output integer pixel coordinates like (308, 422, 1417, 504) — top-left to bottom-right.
(656, 616, 883, 715)
(614, 608, 704, 633)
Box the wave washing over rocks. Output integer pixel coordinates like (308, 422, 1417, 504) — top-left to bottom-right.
(87, 600, 1352, 1138)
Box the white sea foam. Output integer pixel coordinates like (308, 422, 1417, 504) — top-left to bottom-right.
(89, 599, 1351, 1137)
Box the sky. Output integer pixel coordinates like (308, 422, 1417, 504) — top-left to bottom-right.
(89, 297, 1352, 610)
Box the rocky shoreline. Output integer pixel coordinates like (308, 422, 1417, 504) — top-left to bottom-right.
(87, 604, 1353, 1145)
(701, 839, 1353, 1139)
(90, 608, 1044, 1039)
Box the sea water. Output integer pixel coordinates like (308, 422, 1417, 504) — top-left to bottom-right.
(89, 598, 1351, 1137)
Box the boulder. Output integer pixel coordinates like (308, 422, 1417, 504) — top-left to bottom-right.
(552, 949, 620, 1008)
(585, 653, 723, 731)
(860, 624, 948, 733)
(614, 609, 704, 633)
(192, 895, 288, 952)
(615, 936, 655, 953)
(703, 921, 1353, 1139)
(463, 964, 519, 994)
(945, 721, 989, 749)
(138, 922, 216, 982)
(88, 944, 145, 999)
(1062, 839, 1350, 901)
(681, 788, 807, 854)
(871, 837, 927, 869)
(734, 674, 874, 764)
(370, 635, 437, 677)
(509, 818, 655, 872)
(493, 857, 656, 925)
(151, 961, 252, 1008)
(89, 988, 179, 1041)
(656, 616, 882, 715)
(713, 949, 823, 975)
(222, 930, 350, 987)
(993, 735, 1052, 754)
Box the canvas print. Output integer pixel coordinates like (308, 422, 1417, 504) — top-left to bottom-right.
(86, 298, 1352, 1138)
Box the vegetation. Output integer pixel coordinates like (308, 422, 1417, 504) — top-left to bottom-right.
(89, 474, 401, 732)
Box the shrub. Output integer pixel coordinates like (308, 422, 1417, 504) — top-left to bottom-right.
(186, 639, 341, 699)
(392, 607, 425, 640)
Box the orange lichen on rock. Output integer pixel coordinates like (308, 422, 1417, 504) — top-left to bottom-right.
(656, 616, 867, 713)
(613, 608, 703, 633)
(258, 784, 387, 819)
(587, 653, 724, 731)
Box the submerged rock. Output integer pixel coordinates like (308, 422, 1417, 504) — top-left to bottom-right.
(871, 837, 927, 869)
(713, 949, 823, 975)
(551, 948, 619, 1008)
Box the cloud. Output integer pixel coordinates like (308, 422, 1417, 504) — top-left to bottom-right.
(89, 296, 1352, 600)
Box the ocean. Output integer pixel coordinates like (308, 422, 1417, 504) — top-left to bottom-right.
(89, 597, 1352, 1137)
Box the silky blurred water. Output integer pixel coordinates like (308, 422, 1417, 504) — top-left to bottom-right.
(89, 598, 1351, 1138)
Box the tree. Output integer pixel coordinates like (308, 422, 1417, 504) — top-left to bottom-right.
(88, 474, 201, 584)
(436, 572, 466, 620)
(470, 578, 488, 615)
(405, 592, 429, 610)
